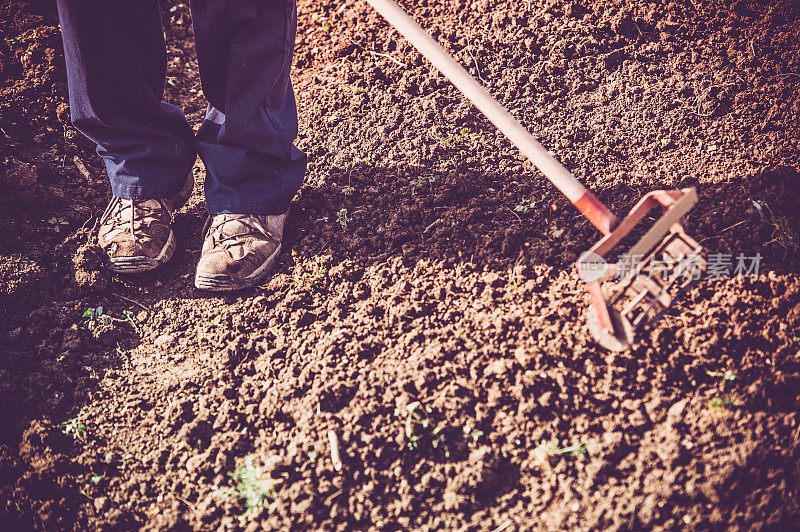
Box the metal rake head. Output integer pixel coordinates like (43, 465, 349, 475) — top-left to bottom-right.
(577, 188, 706, 351)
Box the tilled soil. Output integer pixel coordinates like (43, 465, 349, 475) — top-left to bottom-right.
(1, 0, 799, 529)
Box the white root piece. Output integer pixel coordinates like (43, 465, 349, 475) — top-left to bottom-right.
(328, 429, 342, 472)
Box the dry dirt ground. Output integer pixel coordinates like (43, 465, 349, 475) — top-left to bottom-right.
(1, 0, 799, 529)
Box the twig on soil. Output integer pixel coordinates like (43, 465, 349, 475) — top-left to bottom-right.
(721, 220, 746, 233)
(466, 36, 484, 83)
(367, 251, 391, 262)
(367, 50, 406, 67)
(73, 156, 92, 180)
(423, 218, 441, 233)
(113, 293, 149, 312)
(324, 489, 343, 506)
(177, 496, 197, 516)
(328, 429, 343, 471)
(491, 520, 513, 532)
(505, 206, 522, 222)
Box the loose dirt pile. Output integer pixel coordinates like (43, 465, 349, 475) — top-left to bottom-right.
(1, 0, 799, 529)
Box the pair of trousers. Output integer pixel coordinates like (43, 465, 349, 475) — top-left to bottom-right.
(56, 0, 306, 215)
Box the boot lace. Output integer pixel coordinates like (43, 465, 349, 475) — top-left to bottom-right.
(99, 197, 171, 244)
(203, 214, 276, 248)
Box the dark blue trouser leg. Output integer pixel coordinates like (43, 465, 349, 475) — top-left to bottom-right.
(56, 0, 197, 199)
(191, 0, 306, 215)
(57, 0, 306, 215)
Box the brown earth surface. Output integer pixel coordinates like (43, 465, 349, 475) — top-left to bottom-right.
(1, 0, 800, 529)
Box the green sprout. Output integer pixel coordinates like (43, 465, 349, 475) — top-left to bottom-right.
(122, 309, 142, 333)
(47, 216, 70, 232)
(395, 402, 482, 458)
(707, 369, 741, 410)
(514, 198, 534, 213)
(432, 127, 480, 149)
(709, 396, 742, 410)
(461, 423, 484, 443)
(230, 455, 274, 514)
(336, 208, 351, 230)
(81, 306, 112, 331)
(706, 370, 736, 386)
(120, 453, 135, 471)
(301, 255, 329, 289)
(340, 186, 354, 196)
(89, 474, 103, 485)
(61, 411, 86, 440)
(410, 175, 437, 196)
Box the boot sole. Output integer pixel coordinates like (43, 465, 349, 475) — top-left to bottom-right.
(194, 245, 280, 292)
(106, 173, 193, 274)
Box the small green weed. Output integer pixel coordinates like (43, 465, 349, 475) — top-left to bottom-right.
(89, 474, 103, 485)
(536, 439, 590, 461)
(461, 422, 485, 443)
(47, 216, 70, 232)
(230, 455, 274, 514)
(336, 208, 351, 230)
(296, 255, 329, 289)
(119, 453, 136, 471)
(410, 175, 438, 196)
(81, 306, 112, 332)
(61, 411, 86, 441)
(340, 185, 354, 196)
(706, 370, 736, 385)
(709, 396, 742, 410)
(122, 309, 142, 333)
(395, 401, 482, 458)
(514, 195, 547, 214)
(432, 126, 480, 149)
(707, 369, 741, 411)
(514, 198, 534, 213)
(752, 200, 799, 253)
(310, 12, 332, 32)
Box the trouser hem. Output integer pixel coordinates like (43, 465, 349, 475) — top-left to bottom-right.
(110, 169, 193, 200)
(205, 200, 291, 216)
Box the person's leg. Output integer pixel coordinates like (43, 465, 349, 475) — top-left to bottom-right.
(190, 0, 307, 216)
(190, 0, 306, 291)
(57, 0, 197, 273)
(57, 0, 196, 198)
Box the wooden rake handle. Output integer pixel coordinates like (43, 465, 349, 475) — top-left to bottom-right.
(365, 0, 617, 234)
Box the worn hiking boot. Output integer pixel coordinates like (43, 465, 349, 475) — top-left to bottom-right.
(194, 211, 288, 291)
(98, 173, 193, 273)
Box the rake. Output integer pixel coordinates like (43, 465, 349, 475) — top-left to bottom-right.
(366, 0, 706, 350)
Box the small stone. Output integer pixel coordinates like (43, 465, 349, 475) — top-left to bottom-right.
(154, 334, 174, 347)
(481, 272, 502, 287)
(538, 391, 554, 407)
(514, 346, 534, 368)
(484, 359, 508, 376)
(93, 496, 108, 513)
(667, 398, 688, 424)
